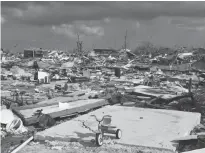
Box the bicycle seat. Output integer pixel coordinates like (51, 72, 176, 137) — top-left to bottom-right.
(102, 116, 112, 126)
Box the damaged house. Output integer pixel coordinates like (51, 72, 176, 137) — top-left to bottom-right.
(24, 48, 48, 58)
(93, 48, 119, 57)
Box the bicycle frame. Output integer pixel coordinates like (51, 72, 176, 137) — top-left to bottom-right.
(90, 115, 113, 133)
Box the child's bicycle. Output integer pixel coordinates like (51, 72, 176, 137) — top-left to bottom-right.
(90, 114, 122, 146)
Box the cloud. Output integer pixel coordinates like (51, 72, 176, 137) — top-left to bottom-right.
(136, 21, 140, 28)
(170, 17, 205, 31)
(52, 23, 104, 38)
(5, 2, 49, 21)
(177, 25, 205, 31)
(1, 16, 6, 24)
(9, 8, 23, 17)
(79, 24, 104, 36)
(52, 24, 76, 38)
(2, 2, 205, 26)
(104, 18, 111, 23)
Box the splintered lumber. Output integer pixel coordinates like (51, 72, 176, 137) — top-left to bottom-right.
(1, 96, 23, 106)
(63, 91, 86, 97)
(147, 96, 163, 104)
(162, 93, 193, 104)
(143, 103, 172, 109)
(132, 96, 170, 109)
(132, 85, 179, 99)
(143, 96, 172, 109)
(12, 99, 108, 125)
(122, 94, 146, 102)
(136, 94, 193, 109)
(162, 92, 196, 108)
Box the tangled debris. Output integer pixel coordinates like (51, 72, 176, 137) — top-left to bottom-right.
(1, 46, 205, 153)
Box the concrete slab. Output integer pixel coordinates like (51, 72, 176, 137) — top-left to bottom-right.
(183, 148, 205, 153)
(36, 106, 201, 151)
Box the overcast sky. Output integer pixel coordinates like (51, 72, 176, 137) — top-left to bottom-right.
(1, 1, 205, 52)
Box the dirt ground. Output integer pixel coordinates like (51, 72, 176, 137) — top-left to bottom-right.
(18, 140, 174, 153)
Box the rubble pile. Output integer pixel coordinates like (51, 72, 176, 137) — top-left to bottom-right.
(1, 46, 205, 153)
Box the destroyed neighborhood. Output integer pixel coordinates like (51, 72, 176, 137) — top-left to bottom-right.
(1, 1, 205, 153)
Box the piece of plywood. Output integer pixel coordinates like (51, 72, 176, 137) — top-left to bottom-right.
(12, 99, 108, 125)
(13, 94, 89, 110)
(19, 99, 106, 118)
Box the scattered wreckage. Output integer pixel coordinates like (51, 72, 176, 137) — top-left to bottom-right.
(1, 47, 205, 152)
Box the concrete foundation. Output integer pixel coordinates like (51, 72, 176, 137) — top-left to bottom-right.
(183, 148, 205, 153)
(36, 106, 201, 151)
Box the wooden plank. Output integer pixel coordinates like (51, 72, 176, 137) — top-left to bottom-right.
(25, 100, 108, 125)
(12, 99, 108, 126)
(50, 100, 108, 118)
(13, 94, 89, 110)
(12, 108, 27, 125)
(17, 99, 105, 118)
(171, 135, 197, 142)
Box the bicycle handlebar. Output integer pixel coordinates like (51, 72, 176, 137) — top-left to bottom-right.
(90, 114, 112, 123)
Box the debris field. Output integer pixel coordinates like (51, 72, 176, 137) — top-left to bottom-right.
(1, 46, 205, 153)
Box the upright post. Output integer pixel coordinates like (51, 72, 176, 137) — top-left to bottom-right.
(188, 78, 192, 93)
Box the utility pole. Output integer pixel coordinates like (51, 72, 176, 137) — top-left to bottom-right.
(77, 33, 80, 53)
(124, 30, 128, 51)
(76, 33, 83, 55)
(92, 44, 96, 50)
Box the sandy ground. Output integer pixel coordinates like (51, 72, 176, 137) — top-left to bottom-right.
(18, 140, 174, 153)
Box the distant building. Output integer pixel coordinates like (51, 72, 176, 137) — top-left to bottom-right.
(119, 49, 136, 59)
(24, 48, 48, 58)
(93, 49, 119, 57)
(193, 48, 205, 55)
(192, 57, 205, 72)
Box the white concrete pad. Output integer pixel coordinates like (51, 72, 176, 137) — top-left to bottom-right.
(183, 148, 205, 153)
(36, 106, 201, 151)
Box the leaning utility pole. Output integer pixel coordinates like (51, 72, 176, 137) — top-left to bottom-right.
(124, 30, 128, 51)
